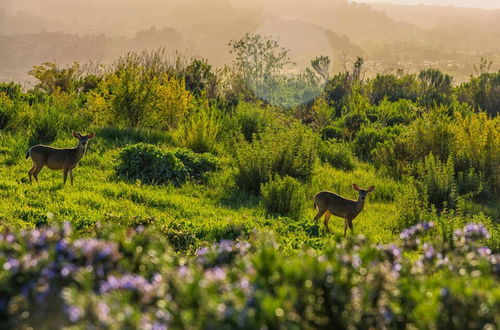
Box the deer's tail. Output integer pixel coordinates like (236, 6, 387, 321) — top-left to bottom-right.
(26, 148, 31, 160)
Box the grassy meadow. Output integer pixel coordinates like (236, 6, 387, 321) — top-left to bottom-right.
(0, 39, 499, 328)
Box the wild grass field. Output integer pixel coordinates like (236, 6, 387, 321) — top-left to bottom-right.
(0, 37, 499, 328)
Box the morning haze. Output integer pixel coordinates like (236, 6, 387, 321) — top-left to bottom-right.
(1, 0, 499, 83)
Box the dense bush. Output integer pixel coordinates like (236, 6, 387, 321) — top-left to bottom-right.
(174, 104, 223, 154)
(369, 71, 419, 105)
(456, 71, 500, 115)
(115, 143, 186, 185)
(318, 140, 356, 171)
(0, 92, 14, 130)
(353, 125, 402, 161)
(115, 143, 219, 185)
(0, 223, 497, 329)
(234, 102, 272, 142)
(260, 176, 305, 218)
(320, 125, 344, 140)
(172, 148, 219, 182)
(415, 154, 458, 210)
(235, 126, 318, 194)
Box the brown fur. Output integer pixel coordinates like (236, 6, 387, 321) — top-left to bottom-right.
(313, 184, 374, 237)
(27, 132, 94, 185)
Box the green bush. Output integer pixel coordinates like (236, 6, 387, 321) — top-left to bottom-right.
(174, 104, 224, 154)
(260, 176, 305, 218)
(415, 154, 457, 210)
(353, 125, 402, 161)
(234, 102, 271, 142)
(320, 125, 344, 140)
(172, 148, 219, 182)
(235, 126, 318, 194)
(115, 143, 219, 185)
(0, 93, 15, 130)
(115, 143, 186, 185)
(318, 140, 355, 171)
(29, 110, 61, 146)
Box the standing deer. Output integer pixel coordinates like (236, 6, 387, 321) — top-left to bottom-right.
(26, 131, 95, 185)
(313, 184, 375, 237)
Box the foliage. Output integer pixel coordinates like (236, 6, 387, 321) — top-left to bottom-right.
(456, 71, 500, 115)
(173, 103, 224, 154)
(115, 143, 186, 185)
(318, 140, 356, 171)
(415, 154, 458, 210)
(418, 68, 453, 107)
(233, 102, 272, 142)
(320, 125, 344, 141)
(229, 33, 293, 103)
(353, 125, 402, 161)
(0, 223, 498, 329)
(234, 125, 318, 194)
(369, 71, 419, 105)
(28, 62, 82, 94)
(172, 148, 219, 182)
(260, 175, 305, 218)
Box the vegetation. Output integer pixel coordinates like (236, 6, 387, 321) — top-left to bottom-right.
(0, 34, 498, 328)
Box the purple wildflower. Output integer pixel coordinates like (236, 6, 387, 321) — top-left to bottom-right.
(454, 223, 490, 242)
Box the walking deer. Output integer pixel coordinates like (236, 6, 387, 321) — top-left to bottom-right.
(313, 184, 374, 237)
(26, 131, 95, 185)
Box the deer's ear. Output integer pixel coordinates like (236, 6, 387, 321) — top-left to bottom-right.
(367, 186, 375, 192)
(72, 131, 81, 139)
(353, 183, 361, 191)
(87, 132, 95, 139)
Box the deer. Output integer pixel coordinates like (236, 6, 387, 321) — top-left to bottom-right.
(313, 184, 375, 237)
(26, 131, 95, 185)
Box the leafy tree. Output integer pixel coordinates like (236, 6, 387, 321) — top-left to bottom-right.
(28, 62, 82, 93)
(229, 33, 293, 102)
(418, 68, 453, 107)
(311, 55, 331, 82)
(370, 70, 419, 105)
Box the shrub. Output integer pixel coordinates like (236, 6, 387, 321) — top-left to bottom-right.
(260, 176, 305, 218)
(353, 125, 402, 161)
(0, 92, 14, 130)
(415, 154, 457, 210)
(174, 104, 224, 154)
(115, 143, 186, 185)
(234, 102, 271, 142)
(172, 148, 219, 182)
(235, 126, 318, 194)
(320, 125, 344, 140)
(0, 81, 22, 100)
(369, 71, 419, 105)
(29, 109, 61, 146)
(318, 140, 355, 171)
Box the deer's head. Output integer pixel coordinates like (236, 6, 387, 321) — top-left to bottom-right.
(353, 183, 375, 202)
(73, 131, 95, 147)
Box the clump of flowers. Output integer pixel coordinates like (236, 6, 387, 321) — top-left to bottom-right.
(454, 223, 490, 244)
(400, 222, 434, 248)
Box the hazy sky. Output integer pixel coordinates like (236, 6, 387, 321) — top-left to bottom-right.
(351, 0, 500, 9)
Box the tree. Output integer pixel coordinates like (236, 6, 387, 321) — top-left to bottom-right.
(418, 68, 453, 107)
(311, 55, 331, 82)
(228, 33, 293, 102)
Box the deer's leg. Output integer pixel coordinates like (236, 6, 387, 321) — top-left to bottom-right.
(347, 219, 354, 235)
(63, 168, 69, 185)
(69, 169, 74, 186)
(344, 219, 348, 237)
(323, 212, 331, 233)
(28, 164, 36, 183)
(314, 209, 326, 226)
(32, 165, 43, 182)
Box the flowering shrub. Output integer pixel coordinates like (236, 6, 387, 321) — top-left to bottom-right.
(0, 223, 498, 329)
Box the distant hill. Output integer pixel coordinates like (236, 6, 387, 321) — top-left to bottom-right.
(0, 0, 499, 83)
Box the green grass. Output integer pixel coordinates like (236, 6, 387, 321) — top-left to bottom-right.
(0, 130, 402, 251)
